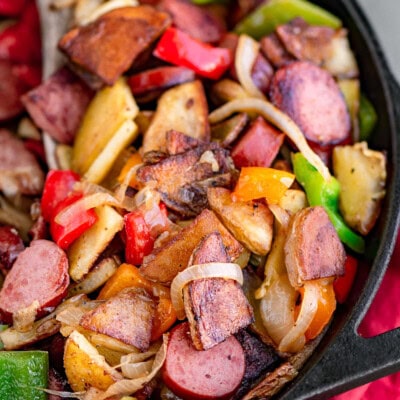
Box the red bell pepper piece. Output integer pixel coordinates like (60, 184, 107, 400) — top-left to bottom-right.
(231, 116, 285, 168)
(50, 192, 98, 250)
(333, 254, 358, 304)
(124, 210, 155, 266)
(41, 170, 81, 222)
(0, 0, 26, 17)
(0, 1, 41, 65)
(153, 27, 232, 80)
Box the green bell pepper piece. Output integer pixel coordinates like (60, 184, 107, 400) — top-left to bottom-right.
(234, 0, 342, 40)
(0, 351, 48, 400)
(292, 153, 365, 254)
(359, 94, 378, 141)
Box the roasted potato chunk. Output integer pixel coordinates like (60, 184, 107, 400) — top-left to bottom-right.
(208, 187, 273, 256)
(141, 209, 243, 284)
(64, 330, 122, 392)
(68, 205, 124, 282)
(142, 81, 210, 153)
(80, 288, 155, 352)
(71, 78, 138, 181)
(333, 141, 386, 235)
(59, 6, 171, 85)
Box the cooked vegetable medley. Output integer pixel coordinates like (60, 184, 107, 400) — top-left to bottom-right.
(0, 0, 387, 398)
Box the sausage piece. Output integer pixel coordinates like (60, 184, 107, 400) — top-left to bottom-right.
(162, 322, 245, 400)
(0, 240, 69, 324)
(269, 61, 351, 146)
(21, 67, 94, 145)
(0, 226, 25, 275)
(0, 129, 44, 196)
(284, 206, 346, 288)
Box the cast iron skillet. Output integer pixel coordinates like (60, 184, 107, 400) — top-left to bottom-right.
(37, 0, 400, 398)
(277, 1, 400, 399)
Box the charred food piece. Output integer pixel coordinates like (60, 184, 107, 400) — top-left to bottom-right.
(166, 129, 204, 155)
(58, 6, 171, 85)
(141, 209, 243, 284)
(184, 232, 254, 350)
(0, 129, 44, 196)
(22, 67, 94, 145)
(233, 329, 281, 399)
(284, 206, 346, 288)
(136, 143, 235, 217)
(260, 33, 294, 68)
(80, 287, 155, 352)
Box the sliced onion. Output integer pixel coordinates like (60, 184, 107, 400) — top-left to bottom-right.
(120, 360, 153, 379)
(235, 34, 265, 99)
(91, 335, 168, 400)
(54, 192, 121, 226)
(278, 281, 319, 353)
(259, 275, 298, 346)
(208, 98, 331, 181)
(170, 262, 243, 320)
(256, 209, 289, 299)
(37, 388, 84, 399)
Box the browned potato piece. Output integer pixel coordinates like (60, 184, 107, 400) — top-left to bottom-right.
(142, 81, 210, 153)
(59, 6, 171, 85)
(141, 209, 243, 284)
(68, 205, 124, 282)
(333, 141, 386, 235)
(284, 206, 345, 288)
(64, 330, 122, 392)
(80, 288, 155, 352)
(208, 187, 273, 256)
(71, 78, 138, 180)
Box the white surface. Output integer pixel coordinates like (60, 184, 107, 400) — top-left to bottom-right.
(358, 0, 400, 83)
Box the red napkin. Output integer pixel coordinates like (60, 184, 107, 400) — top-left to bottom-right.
(331, 232, 400, 399)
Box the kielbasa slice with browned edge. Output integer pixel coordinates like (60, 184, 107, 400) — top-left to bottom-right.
(284, 206, 346, 288)
(22, 67, 94, 145)
(158, 0, 226, 43)
(269, 61, 351, 147)
(162, 322, 246, 400)
(0, 239, 69, 324)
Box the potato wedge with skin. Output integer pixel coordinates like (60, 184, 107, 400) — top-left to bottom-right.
(208, 187, 273, 256)
(64, 330, 122, 392)
(68, 205, 124, 282)
(72, 78, 138, 176)
(333, 141, 386, 235)
(142, 80, 210, 154)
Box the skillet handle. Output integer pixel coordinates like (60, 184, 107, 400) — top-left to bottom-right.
(278, 76, 400, 400)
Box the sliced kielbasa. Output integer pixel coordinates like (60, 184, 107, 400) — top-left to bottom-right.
(0, 239, 69, 324)
(269, 61, 351, 146)
(162, 322, 245, 400)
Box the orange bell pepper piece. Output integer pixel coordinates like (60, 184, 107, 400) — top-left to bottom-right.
(296, 280, 336, 341)
(117, 152, 143, 189)
(98, 263, 176, 340)
(232, 167, 295, 204)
